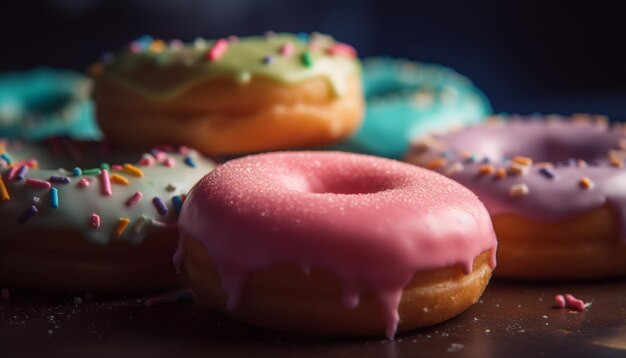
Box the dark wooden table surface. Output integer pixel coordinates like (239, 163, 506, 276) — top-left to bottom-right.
(1, 279, 625, 358)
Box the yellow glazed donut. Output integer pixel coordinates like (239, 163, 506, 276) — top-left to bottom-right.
(0, 139, 216, 292)
(91, 33, 364, 156)
(175, 152, 497, 338)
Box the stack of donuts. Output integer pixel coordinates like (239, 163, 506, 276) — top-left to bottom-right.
(1, 31, 621, 340)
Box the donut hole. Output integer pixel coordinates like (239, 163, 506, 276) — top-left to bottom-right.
(283, 172, 397, 195)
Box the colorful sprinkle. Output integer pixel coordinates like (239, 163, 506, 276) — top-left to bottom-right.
(153, 197, 168, 216)
(444, 162, 464, 176)
(123, 163, 144, 177)
(72, 167, 82, 176)
(425, 157, 447, 170)
(610, 157, 624, 168)
(49, 176, 71, 185)
(90, 213, 101, 229)
(114, 218, 131, 238)
(206, 38, 228, 61)
(554, 294, 566, 308)
(0, 153, 11, 165)
(163, 157, 175, 167)
(495, 168, 507, 179)
(165, 183, 176, 192)
(82, 168, 102, 176)
(15, 165, 28, 181)
(125, 191, 143, 207)
(262, 55, 273, 65)
(327, 43, 357, 57)
(111, 164, 123, 171)
(512, 156, 533, 166)
(24, 178, 52, 189)
(100, 169, 112, 196)
(110, 173, 130, 185)
(478, 164, 494, 175)
(508, 162, 529, 176)
(564, 293, 587, 311)
(77, 178, 91, 188)
(50, 187, 59, 209)
(18, 205, 38, 224)
(100, 163, 110, 171)
(538, 167, 556, 179)
(279, 42, 295, 57)
(7, 166, 18, 181)
(0, 176, 10, 201)
(172, 195, 183, 216)
(184, 156, 196, 168)
(579, 177, 594, 189)
(133, 215, 149, 234)
(509, 183, 529, 197)
(301, 51, 313, 67)
(297, 32, 310, 43)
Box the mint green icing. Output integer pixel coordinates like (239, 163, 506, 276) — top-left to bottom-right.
(0, 141, 215, 245)
(96, 33, 361, 100)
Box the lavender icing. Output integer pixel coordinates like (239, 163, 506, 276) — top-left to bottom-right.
(406, 115, 626, 238)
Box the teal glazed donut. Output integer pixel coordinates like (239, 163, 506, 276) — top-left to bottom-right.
(0, 68, 101, 140)
(332, 57, 492, 159)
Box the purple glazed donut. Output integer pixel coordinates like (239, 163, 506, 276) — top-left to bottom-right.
(406, 114, 626, 280)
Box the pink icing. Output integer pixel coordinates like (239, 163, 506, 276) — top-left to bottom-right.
(176, 151, 497, 338)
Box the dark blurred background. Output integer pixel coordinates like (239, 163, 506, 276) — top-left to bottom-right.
(1, 0, 625, 118)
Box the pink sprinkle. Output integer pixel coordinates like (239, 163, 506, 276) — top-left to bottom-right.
(1, 288, 9, 301)
(112, 164, 123, 171)
(554, 294, 566, 308)
(100, 169, 112, 196)
(6, 166, 18, 180)
(169, 39, 183, 50)
(25, 178, 51, 189)
(206, 38, 228, 61)
(154, 151, 167, 163)
(227, 35, 239, 43)
(139, 156, 155, 166)
(564, 293, 586, 311)
(327, 43, 357, 57)
(90, 213, 101, 229)
(179, 146, 190, 155)
(164, 157, 175, 167)
(77, 178, 91, 188)
(125, 191, 143, 207)
(0, 160, 7, 168)
(279, 42, 295, 57)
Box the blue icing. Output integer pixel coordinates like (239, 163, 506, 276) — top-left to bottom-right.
(331, 57, 492, 159)
(0, 68, 101, 140)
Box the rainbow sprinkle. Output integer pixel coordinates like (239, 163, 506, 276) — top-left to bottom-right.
(25, 178, 51, 189)
(82, 168, 102, 176)
(206, 38, 228, 61)
(425, 157, 447, 170)
(0, 176, 10, 201)
(110, 173, 130, 185)
(7, 167, 18, 181)
(279, 42, 295, 57)
(123, 163, 144, 177)
(509, 183, 529, 197)
(100, 169, 112, 196)
(512, 156, 533, 166)
(478, 164, 494, 175)
(184, 156, 196, 168)
(327, 43, 357, 57)
(172, 195, 183, 216)
(539, 167, 555, 179)
(495, 168, 507, 179)
(15, 165, 28, 181)
(72, 167, 82, 176)
(77, 178, 91, 188)
(50, 187, 59, 209)
(49, 176, 71, 185)
(114, 218, 130, 238)
(90, 213, 101, 229)
(301, 51, 313, 67)
(125, 191, 143, 207)
(17, 205, 38, 224)
(1, 153, 12, 165)
(153, 197, 168, 216)
(579, 177, 594, 189)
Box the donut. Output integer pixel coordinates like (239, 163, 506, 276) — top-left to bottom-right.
(175, 151, 496, 338)
(329, 57, 491, 159)
(405, 114, 626, 280)
(90, 33, 364, 155)
(0, 139, 216, 292)
(0, 68, 101, 140)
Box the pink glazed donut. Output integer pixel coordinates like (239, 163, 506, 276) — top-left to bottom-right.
(175, 151, 497, 338)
